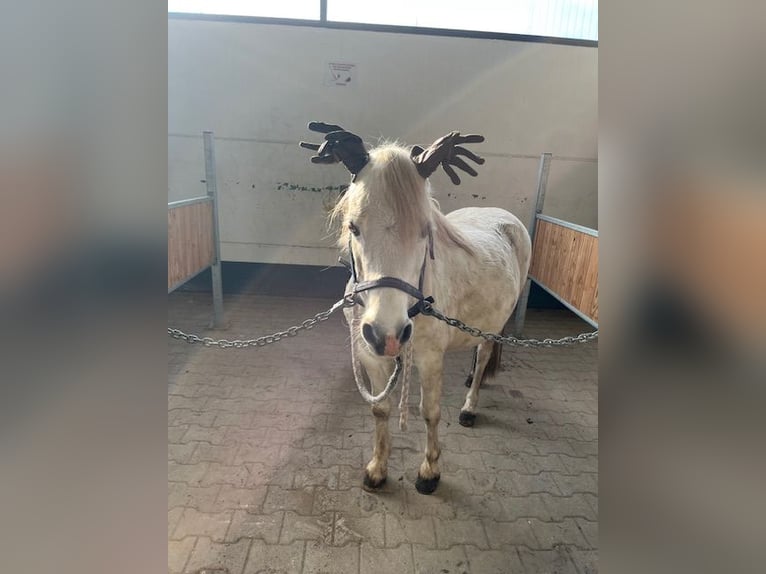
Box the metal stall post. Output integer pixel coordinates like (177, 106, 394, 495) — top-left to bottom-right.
(203, 131, 225, 329)
(513, 152, 552, 336)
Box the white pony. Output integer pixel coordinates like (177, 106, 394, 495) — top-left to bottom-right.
(301, 123, 531, 494)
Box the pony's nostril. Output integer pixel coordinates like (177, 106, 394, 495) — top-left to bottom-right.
(361, 323, 376, 346)
(399, 322, 413, 344)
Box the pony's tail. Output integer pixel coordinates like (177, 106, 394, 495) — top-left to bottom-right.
(481, 341, 503, 383)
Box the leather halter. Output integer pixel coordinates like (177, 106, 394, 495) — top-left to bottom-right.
(340, 228, 435, 318)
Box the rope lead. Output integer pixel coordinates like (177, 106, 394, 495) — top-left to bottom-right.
(350, 307, 412, 431)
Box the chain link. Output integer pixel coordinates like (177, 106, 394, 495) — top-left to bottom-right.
(167, 295, 356, 348)
(420, 302, 598, 347)
(168, 295, 597, 349)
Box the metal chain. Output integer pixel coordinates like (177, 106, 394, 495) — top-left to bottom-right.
(168, 295, 597, 349)
(167, 295, 356, 348)
(420, 302, 598, 347)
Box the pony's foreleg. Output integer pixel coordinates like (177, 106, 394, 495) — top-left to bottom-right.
(415, 354, 443, 494)
(360, 357, 395, 490)
(459, 340, 500, 427)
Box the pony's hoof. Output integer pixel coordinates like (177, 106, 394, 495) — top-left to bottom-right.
(415, 474, 440, 495)
(363, 472, 387, 491)
(459, 411, 477, 427)
(464, 375, 473, 388)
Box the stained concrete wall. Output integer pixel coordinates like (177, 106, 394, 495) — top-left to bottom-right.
(169, 18, 597, 266)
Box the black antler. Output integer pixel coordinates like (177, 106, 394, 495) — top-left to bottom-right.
(410, 131, 485, 185)
(299, 122, 369, 178)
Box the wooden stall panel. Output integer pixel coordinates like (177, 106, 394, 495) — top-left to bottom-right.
(529, 219, 599, 323)
(168, 202, 215, 290)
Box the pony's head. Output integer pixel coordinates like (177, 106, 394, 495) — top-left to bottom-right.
(334, 144, 431, 356)
(301, 123, 484, 357)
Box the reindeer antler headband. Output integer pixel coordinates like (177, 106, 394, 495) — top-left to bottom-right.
(299, 122, 370, 180)
(301, 123, 485, 185)
(410, 131, 485, 185)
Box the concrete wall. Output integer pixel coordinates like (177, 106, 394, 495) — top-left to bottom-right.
(169, 18, 597, 266)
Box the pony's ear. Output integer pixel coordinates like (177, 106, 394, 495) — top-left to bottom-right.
(411, 132, 485, 185)
(300, 122, 369, 177)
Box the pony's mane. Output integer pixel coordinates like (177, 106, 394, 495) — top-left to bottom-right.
(330, 142, 474, 255)
(429, 200, 474, 255)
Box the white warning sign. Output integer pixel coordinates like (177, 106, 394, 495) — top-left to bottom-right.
(325, 62, 357, 87)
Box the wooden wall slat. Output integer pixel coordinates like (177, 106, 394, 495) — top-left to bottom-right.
(168, 202, 214, 290)
(529, 219, 599, 323)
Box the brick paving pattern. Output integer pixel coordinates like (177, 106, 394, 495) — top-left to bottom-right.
(169, 293, 598, 573)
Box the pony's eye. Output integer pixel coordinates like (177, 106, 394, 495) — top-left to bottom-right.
(348, 222, 360, 237)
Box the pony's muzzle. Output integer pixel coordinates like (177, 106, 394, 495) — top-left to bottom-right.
(362, 320, 412, 357)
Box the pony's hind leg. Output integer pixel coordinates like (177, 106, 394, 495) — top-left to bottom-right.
(464, 347, 478, 388)
(459, 341, 502, 427)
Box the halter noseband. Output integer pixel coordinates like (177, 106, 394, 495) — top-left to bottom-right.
(340, 228, 435, 318)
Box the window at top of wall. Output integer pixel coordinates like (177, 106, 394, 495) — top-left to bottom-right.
(327, 0, 598, 41)
(168, 0, 320, 20)
(167, 0, 597, 43)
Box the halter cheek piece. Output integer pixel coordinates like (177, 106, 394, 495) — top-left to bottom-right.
(340, 228, 435, 318)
